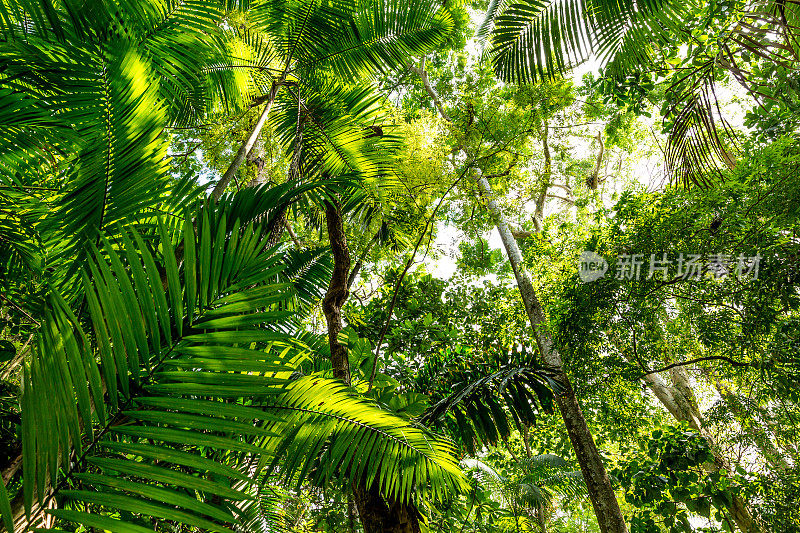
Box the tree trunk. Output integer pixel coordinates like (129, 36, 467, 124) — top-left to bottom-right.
(322, 200, 352, 384)
(353, 484, 421, 533)
(666, 367, 762, 533)
(615, 338, 763, 533)
(212, 81, 281, 200)
(709, 375, 790, 472)
(322, 202, 421, 533)
(532, 121, 550, 232)
(410, 60, 625, 533)
(476, 175, 628, 533)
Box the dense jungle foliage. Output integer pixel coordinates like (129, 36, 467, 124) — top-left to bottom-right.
(0, 0, 799, 532)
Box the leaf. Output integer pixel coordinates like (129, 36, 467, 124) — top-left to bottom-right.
(0, 477, 13, 533)
(0, 341, 14, 363)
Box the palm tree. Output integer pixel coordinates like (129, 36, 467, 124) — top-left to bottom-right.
(464, 454, 587, 533)
(0, 189, 467, 533)
(0, 0, 267, 277)
(480, 0, 800, 186)
(0, 2, 470, 533)
(210, 0, 455, 199)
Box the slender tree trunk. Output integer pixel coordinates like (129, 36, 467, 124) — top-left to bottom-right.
(323, 200, 352, 384)
(407, 58, 451, 123)
(533, 121, 551, 232)
(612, 336, 763, 533)
(587, 131, 604, 190)
(322, 202, 420, 533)
(212, 81, 281, 200)
(410, 61, 626, 532)
(476, 175, 628, 533)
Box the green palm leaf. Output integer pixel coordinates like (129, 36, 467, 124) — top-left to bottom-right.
(0, 187, 466, 533)
(253, 0, 453, 80)
(483, 0, 688, 84)
(419, 346, 557, 455)
(272, 80, 401, 183)
(260, 376, 468, 504)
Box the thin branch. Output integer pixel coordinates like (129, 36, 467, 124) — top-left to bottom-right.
(639, 356, 749, 377)
(367, 165, 472, 391)
(0, 294, 40, 327)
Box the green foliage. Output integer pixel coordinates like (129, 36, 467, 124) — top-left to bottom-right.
(457, 237, 505, 276)
(613, 425, 740, 533)
(0, 194, 466, 532)
(419, 345, 556, 455)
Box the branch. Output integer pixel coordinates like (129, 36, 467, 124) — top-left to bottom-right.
(510, 228, 534, 239)
(407, 58, 452, 123)
(639, 356, 749, 377)
(546, 193, 575, 204)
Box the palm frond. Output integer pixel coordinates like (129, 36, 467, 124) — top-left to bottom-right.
(6, 202, 303, 531)
(485, 0, 592, 83)
(272, 80, 401, 185)
(483, 0, 688, 84)
(418, 346, 557, 455)
(663, 71, 737, 188)
(300, 0, 454, 78)
(0, 88, 68, 184)
(279, 246, 333, 309)
(260, 376, 468, 504)
(0, 188, 466, 532)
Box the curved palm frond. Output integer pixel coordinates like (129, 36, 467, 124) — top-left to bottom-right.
(0, 0, 270, 280)
(302, 0, 454, 78)
(236, 481, 293, 533)
(280, 246, 333, 309)
(38, 43, 170, 273)
(0, 188, 43, 277)
(516, 455, 587, 500)
(482, 0, 688, 84)
(253, 0, 453, 79)
(286, 84, 400, 186)
(484, 0, 592, 84)
(4, 200, 304, 532)
(418, 346, 557, 455)
(260, 376, 468, 504)
(463, 454, 585, 514)
(482, 0, 798, 187)
(0, 188, 466, 532)
(0, 88, 68, 184)
(663, 70, 738, 188)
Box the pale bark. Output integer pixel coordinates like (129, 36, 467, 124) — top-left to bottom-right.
(587, 131, 604, 190)
(283, 219, 301, 249)
(212, 81, 281, 200)
(477, 175, 628, 533)
(408, 59, 627, 532)
(710, 377, 791, 472)
(533, 121, 551, 232)
(617, 342, 763, 533)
